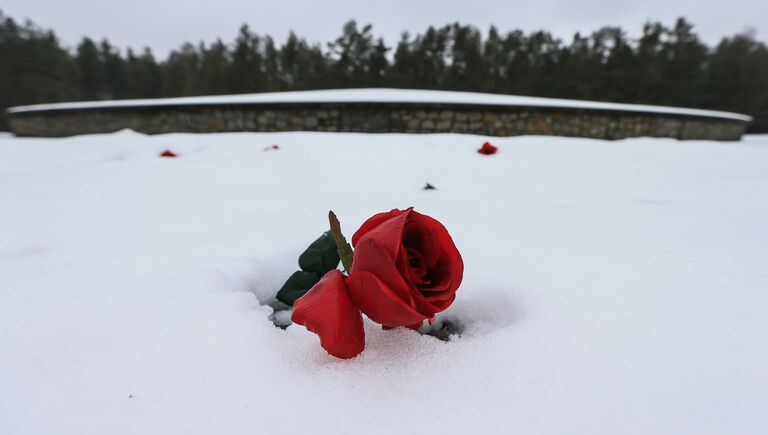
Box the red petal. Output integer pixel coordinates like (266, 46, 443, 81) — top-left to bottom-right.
(352, 238, 414, 303)
(477, 142, 498, 155)
(351, 208, 410, 248)
(410, 210, 464, 294)
(159, 150, 177, 158)
(407, 321, 423, 329)
(347, 271, 426, 328)
(402, 219, 441, 269)
(291, 270, 365, 359)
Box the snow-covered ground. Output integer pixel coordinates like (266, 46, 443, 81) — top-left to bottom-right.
(7, 88, 752, 122)
(1, 130, 767, 434)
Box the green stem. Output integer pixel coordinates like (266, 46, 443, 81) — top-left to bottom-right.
(328, 210, 354, 274)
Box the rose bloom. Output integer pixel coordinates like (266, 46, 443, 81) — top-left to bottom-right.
(477, 141, 498, 155)
(347, 208, 463, 328)
(292, 208, 463, 359)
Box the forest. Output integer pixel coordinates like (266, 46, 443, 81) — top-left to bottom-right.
(1, 11, 767, 131)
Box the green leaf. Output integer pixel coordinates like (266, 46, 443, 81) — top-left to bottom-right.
(276, 270, 321, 306)
(298, 231, 340, 275)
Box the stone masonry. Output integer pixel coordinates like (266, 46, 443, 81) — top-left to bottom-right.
(7, 103, 748, 140)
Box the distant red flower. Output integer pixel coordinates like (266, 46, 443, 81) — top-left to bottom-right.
(159, 150, 177, 158)
(477, 141, 498, 155)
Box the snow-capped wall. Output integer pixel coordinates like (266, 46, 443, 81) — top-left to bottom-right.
(5, 89, 751, 140)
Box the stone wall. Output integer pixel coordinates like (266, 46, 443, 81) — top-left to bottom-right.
(7, 103, 748, 140)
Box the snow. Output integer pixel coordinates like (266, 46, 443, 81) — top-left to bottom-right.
(1, 130, 767, 434)
(6, 88, 753, 122)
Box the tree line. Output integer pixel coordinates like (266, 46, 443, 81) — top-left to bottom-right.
(2, 11, 767, 132)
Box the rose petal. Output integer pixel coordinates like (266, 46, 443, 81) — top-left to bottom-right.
(478, 141, 498, 155)
(402, 220, 441, 268)
(351, 208, 416, 250)
(410, 210, 464, 293)
(351, 209, 406, 246)
(291, 270, 365, 359)
(412, 289, 455, 315)
(405, 247, 428, 285)
(414, 256, 452, 293)
(352, 238, 415, 304)
(352, 209, 412, 261)
(347, 271, 426, 328)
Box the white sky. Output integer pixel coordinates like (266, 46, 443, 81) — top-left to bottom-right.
(3, 0, 765, 57)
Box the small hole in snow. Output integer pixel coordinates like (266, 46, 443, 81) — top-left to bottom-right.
(268, 308, 293, 330)
(422, 318, 464, 341)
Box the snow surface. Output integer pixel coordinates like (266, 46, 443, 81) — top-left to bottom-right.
(6, 88, 753, 122)
(1, 130, 767, 434)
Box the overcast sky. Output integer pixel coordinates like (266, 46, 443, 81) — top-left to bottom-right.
(3, 0, 765, 57)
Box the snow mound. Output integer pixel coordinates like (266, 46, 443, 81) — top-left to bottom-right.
(1, 131, 767, 434)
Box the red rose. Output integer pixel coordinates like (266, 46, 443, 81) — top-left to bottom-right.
(477, 141, 498, 155)
(291, 208, 463, 359)
(347, 208, 463, 328)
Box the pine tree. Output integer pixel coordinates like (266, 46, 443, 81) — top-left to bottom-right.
(707, 32, 768, 131)
(328, 21, 380, 87)
(76, 37, 105, 100)
(445, 24, 484, 91)
(229, 25, 265, 93)
(162, 42, 202, 96)
(659, 18, 708, 106)
(124, 48, 162, 98)
(100, 40, 126, 99)
(200, 40, 230, 95)
(2, 10, 768, 133)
